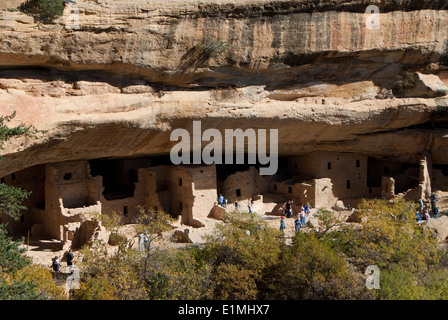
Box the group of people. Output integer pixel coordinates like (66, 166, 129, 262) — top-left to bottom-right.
(416, 194, 440, 223)
(51, 249, 74, 273)
(280, 200, 311, 233)
(217, 194, 229, 208)
(138, 232, 150, 251)
(218, 194, 253, 214)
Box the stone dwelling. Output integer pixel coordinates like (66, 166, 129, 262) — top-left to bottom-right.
(0, 150, 444, 248)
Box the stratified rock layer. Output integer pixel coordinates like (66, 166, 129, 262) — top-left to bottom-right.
(0, 0, 448, 176)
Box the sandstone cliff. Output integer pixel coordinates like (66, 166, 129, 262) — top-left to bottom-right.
(0, 0, 448, 177)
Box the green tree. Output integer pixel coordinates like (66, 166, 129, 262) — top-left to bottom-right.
(262, 232, 366, 300)
(74, 207, 177, 300)
(0, 226, 64, 299)
(373, 266, 425, 300)
(348, 198, 441, 272)
(0, 112, 47, 299)
(74, 237, 146, 300)
(201, 211, 285, 299)
(20, 0, 65, 22)
(0, 111, 39, 220)
(142, 246, 213, 300)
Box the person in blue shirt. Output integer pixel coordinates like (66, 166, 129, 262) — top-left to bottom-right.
(416, 212, 421, 222)
(418, 199, 424, 212)
(430, 193, 437, 210)
(304, 202, 310, 214)
(218, 194, 224, 206)
(294, 218, 302, 232)
(433, 206, 439, 219)
(280, 216, 285, 232)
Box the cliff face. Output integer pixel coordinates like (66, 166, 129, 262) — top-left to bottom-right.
(0, 0, 448, 176)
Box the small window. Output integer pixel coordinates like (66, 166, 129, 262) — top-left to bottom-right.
(178, 178, 182, 187)
(288, 186, 292, 194)
(123, 206, 128, 216)
(0, 177, 4, 184)
(327, 162, 331, 170)
(273, 184, 277, 191)
(11, 173, 15, 180)
(356, 160, 360, 167)
(346, 180, 351, 189)
(63, 173, 72, 181)
(179, 201, 183, 211)
(383, 166, 390, 175)
(236, 189, 241, 197)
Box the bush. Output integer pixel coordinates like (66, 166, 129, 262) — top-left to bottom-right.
(108, 232, 127, 246)
(20, 0, 65, 22)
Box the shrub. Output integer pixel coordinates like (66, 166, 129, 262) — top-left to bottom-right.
(20, 0, 65, 22)
(108, 232, 127, 246)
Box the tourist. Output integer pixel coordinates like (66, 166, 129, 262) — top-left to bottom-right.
(224, 198, 228, 208)
(218, 194, 224, 206)
(234, 200, 239, 212)
(138, 233, 144, 251)
(300, 208, 306, 227)
(52, 256, 61, 273)
(416, 212, 421, 222)
(248, 198, 253, 213)
(285, 200, 292, 218)
(280, 216, 285, 232)
(294, 218, 301, 232)
(418, 198, 424, 212)
(433, 206, 439, 219)
(66, 249, 74, 267)
(430, 193, 437, 210)
(425, 210, 431, 221)
(304, 202, 310, 214)
(144, 232, 149, 251)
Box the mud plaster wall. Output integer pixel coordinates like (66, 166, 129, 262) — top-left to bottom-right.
(293, 152, 369, 200)
(151, 165, 194, 225)
(222, 166, 272, 203)
(168, 166, 194, 225)
(367, 159, 419, 194)
(314, 178, 338, 208)
(98, 170, 145, 223)
(140, 168, 163, 212)
(367, 160, 403, 187)
(45, 161, 101, 240)
(45, 164, 64, 239)
(185, 165, 217, 222)
(273, 177, 336, 209)
(381, 176, 395, 199)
